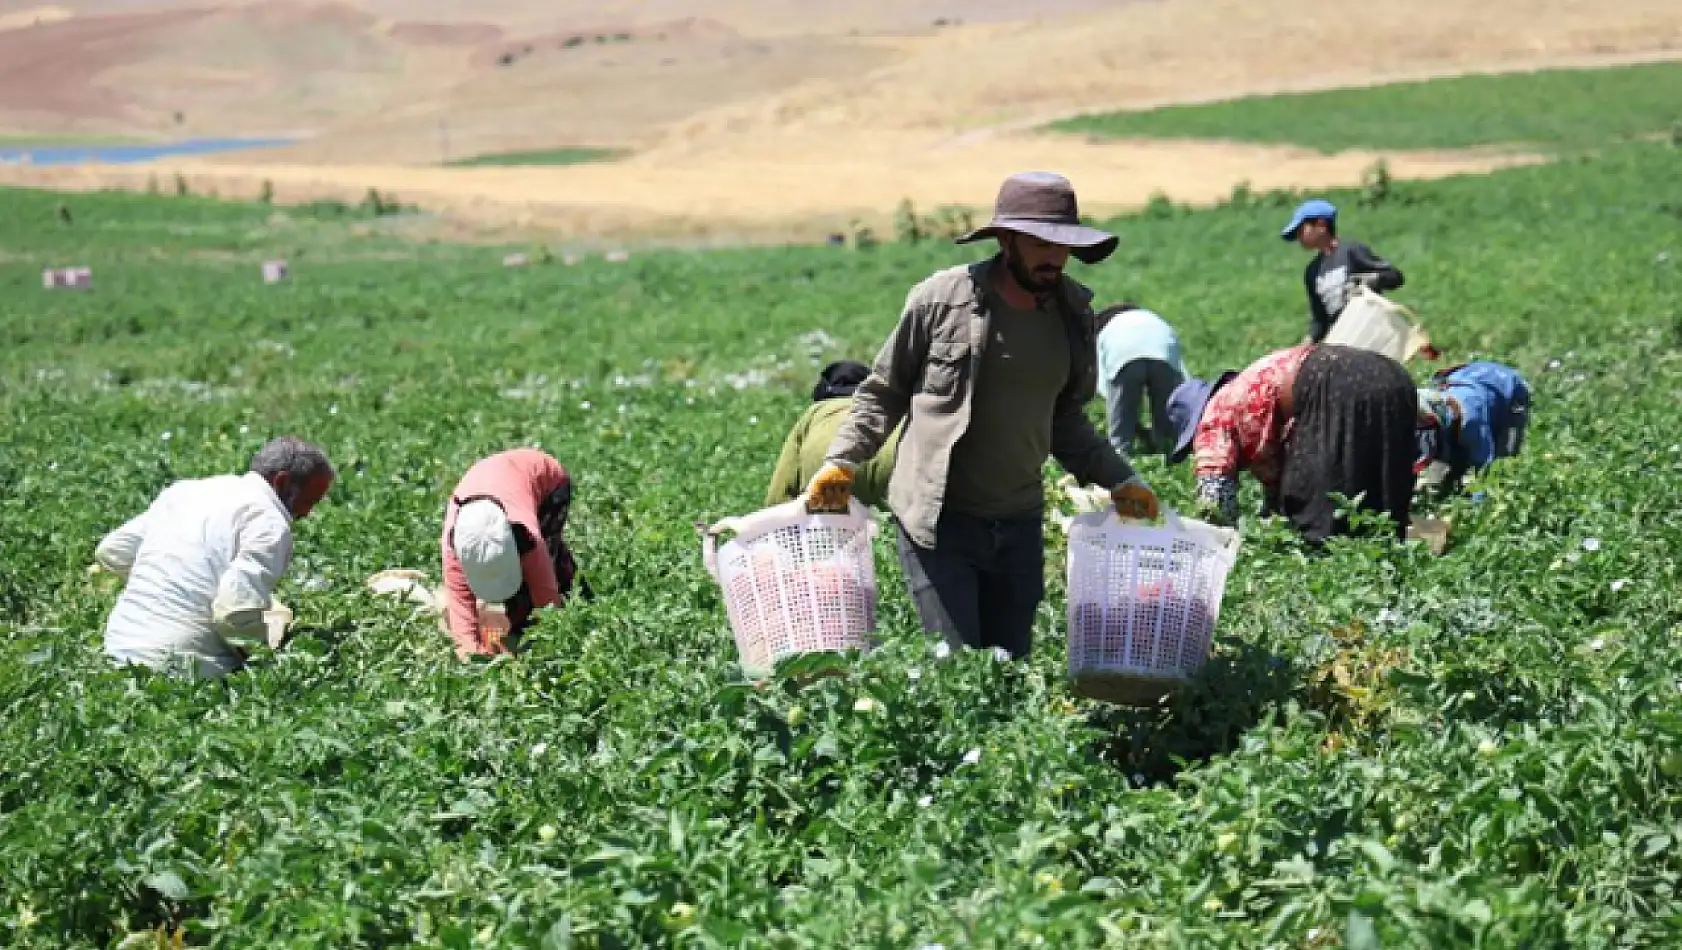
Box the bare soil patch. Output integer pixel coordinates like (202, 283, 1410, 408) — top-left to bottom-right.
(0, 135, 1548, 242)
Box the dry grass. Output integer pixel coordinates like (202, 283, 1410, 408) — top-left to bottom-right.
(0, 136, 1549, 242)
(0, 0, 1678, 238)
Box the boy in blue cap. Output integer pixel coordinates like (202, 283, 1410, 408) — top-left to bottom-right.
(1281, 199, 1405, 343)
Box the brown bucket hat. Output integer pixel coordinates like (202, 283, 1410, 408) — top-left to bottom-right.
(955, 171, 1118, 264)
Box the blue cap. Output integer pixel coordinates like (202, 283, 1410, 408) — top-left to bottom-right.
(1167, 371, 1239, 464)
(1281, 199, 1337, 241)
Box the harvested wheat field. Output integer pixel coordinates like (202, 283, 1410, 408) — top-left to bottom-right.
(0, 0, 1678, 239)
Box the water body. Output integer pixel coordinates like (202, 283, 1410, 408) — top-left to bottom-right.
(0, 138, 296, 166)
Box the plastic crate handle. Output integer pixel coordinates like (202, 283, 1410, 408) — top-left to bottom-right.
(701, 497, 874, 580)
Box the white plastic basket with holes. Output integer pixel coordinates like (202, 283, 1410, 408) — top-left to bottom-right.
(702, 498, 879, 677)
(1065, 508, 1242, 705)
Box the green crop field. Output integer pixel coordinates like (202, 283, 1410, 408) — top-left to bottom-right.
(1049, 61, 1682, 154)
(447, 147, 627, 168)
(0, 134, 147, 147)
(4, 125, 1682, 946)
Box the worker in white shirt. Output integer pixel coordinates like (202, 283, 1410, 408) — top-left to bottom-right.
(94, 436, 336, 678)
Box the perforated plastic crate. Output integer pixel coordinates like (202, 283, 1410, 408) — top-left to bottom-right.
(1066, 509, 1241, 705)
(703, 499, 878, 676)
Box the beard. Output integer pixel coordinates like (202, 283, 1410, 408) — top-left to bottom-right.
(1004, 247, 1062, 295)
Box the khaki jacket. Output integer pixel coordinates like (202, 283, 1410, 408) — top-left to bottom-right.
(826, 257, 1135, 548)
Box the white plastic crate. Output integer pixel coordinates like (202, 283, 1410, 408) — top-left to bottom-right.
(1065, 509, 1241, 704)
(42, 266, 91, 290)
(702, 498, 878, 677)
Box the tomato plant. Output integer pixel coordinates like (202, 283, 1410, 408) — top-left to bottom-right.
(2, 133, 1681, 947)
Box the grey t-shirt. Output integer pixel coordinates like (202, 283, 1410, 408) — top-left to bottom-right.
(944, 295, 1070, 519)
(1305, 240, 1405, 342)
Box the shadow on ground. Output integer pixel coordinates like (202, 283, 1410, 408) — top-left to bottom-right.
(1087, 641, 1297, 785)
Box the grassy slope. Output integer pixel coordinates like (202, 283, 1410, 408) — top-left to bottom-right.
(1050, 61, 1682, 153)
(446, 146, 627, 167)
(1, 141, 1681, 947)
(0, 134, 145, 147)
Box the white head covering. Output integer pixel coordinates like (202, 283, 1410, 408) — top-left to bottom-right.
(452, 499, 522, 603)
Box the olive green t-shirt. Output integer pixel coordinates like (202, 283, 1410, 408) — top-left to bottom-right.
(944, 294, 1071, 519)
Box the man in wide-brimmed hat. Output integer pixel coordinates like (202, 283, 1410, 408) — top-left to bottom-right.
(806, 171, 1159, 660)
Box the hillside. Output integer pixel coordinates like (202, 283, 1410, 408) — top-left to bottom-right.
(0, 0, 1678, 239)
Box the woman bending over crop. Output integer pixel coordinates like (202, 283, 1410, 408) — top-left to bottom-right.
(766, 361, 901, 509)
(1167, 344, 1418, 542)
(441, 449, 592, 657)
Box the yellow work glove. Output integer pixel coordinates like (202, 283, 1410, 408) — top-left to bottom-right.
(479, 603, 512, 655)
(804, 462, 855, 513)
(1111, 476, 1161, 521)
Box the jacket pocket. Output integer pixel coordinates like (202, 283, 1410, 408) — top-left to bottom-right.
(919, 353, 964, 397)
(919, 323, 969, 395)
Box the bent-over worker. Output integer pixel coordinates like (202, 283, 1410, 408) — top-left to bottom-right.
(96, 436, 336, 678)
(766, 360, 902, 509)
(441, 448, 591, 658)
(1096, 302, 1187, 458)
(1168, 342, 1417, 543)
(1415, 360, 1532, 493)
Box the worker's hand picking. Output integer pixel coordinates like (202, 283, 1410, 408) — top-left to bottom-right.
(213, 609, 269, 652)
(1111, 476, 1161, 521)
(805, 462, 855, 512)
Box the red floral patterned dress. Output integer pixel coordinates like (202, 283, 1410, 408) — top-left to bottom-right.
(1191, 344, 1315, 522)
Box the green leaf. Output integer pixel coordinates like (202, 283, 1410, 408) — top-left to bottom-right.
(143, 870, 189, 901)
(813, 733, 840, 760)
(541, 917, 574, 950)
(1346, 910, 1381, 950)
(576, 846, 636, 875)
(1460, 899, 1493, 926)
(704, 916, 750, 942)
(668, 810, 686, 854)
(1356, 839, 1398, 874)
(1274, 854, 1316, 883)
(438, 921, 473, 950)
(1647, 712, 1682, 737)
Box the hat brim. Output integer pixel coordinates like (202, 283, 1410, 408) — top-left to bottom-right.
(1281, 203, 1337, 241)
(1169, 370, 1239, 464)
(956, 218, 1119, 265)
